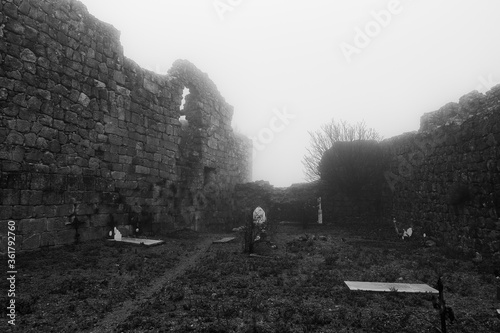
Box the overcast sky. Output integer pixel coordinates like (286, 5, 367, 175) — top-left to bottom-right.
(80, 0, 500, 187)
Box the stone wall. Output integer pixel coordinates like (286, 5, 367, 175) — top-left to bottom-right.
(0, 0, 251, 251)
(170, 60, 252, 232)
(382, 87, 500, 254)
(318, 140, 386, 225)
(232, 181, 319, 228)
(231, 180, 382, 227)
(232, 85, 500, 257)
(321, 190, 383, 225)
(310, 87, 500, 255)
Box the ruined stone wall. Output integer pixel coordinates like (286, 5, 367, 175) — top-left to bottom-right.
(382, 87, 500, 254)
(231, 88, 499, 257)
(169, 60, 252, 232)
(232, 181, 275, 229)
(232, 181, 319, 228)
(313, 87, 499, 255)
(318, 140, 386, 225)
(321, 191, 383, 225)
(0, 0, 251, 251)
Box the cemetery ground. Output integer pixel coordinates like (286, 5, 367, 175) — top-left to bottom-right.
(1, 223, 500, 333)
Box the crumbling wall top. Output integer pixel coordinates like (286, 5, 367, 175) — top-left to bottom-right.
(168, 59, 234, 125)
(419, 84, 500, 133)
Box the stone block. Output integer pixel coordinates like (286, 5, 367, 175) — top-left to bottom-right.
(104, 122, 125, 136)
(22, 234, 41, 250)
(19, 218, 47, 234)
(39, 126, 58, 140)
(119, 155, 132, 164)
(42, 192, 64, 205)
(55, 229, 75, 245)
(91, 214, 109, 228)
(1, 189, 20, 205)
(89, 157, 100, 169)
(111, 171, 126, 180)
(78, 92, 90, 107)
(40, 232, 56, 247)
(135, 165, 150, 175)
(65, 110, 78, 124)
(6, 131, 24, 145)
(76, 203, 95, 215)
(20, 48, 37, 63)
(5, 55, 23, 71)
(69, 165, 82, 175)
(27, 96, 42, 111)
(144, 79, 159, 94)
(0, 206, 13, 220)
(113, 71, 126, 85)
(163, 140, 179, 152)
(20, 190, 43, 205)
(46, 217, 68, 232)
(56, 204, 74, 216)
(109, 134, 123, 145)
(16, 119, 31, 132)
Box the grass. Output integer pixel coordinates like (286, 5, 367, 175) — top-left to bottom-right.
(115, 223, 500, 332)
(1, 223, 499, 332)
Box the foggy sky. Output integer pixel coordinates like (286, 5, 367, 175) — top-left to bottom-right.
(80, 0, 500, 187)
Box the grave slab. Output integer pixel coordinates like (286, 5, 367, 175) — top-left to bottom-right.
(213, 237, 236, 244)
(345, 281, 438, 294)
(108, 237, 165, 246)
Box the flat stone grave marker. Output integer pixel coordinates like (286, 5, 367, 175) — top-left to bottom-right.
(213, 237, 236, 244)
(108, 237, 165, 246)
(345, 281, 438, 294)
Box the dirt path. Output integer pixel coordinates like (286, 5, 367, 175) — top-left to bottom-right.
(90, 236, 219, 333)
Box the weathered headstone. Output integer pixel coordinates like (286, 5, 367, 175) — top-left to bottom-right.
(253, 206, 266, 241)
(242, 206, 268, 254)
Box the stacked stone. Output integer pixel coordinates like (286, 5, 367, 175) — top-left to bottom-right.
(385, 85, 500, 254)
(168, 60, 252, 231)
(0, 0, 252, 251)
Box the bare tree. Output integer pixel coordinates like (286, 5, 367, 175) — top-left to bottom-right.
(302, 119, 382, 181)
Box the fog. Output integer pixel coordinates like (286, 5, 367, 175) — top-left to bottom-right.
(80, 0, 500, 186)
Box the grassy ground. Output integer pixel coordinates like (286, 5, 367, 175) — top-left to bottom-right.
(1, 223, 499, 332)
(118, 223, 500, 332)
(0, 229, 220, 333)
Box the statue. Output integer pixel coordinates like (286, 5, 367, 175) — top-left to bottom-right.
(318, 197, 323, 224)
